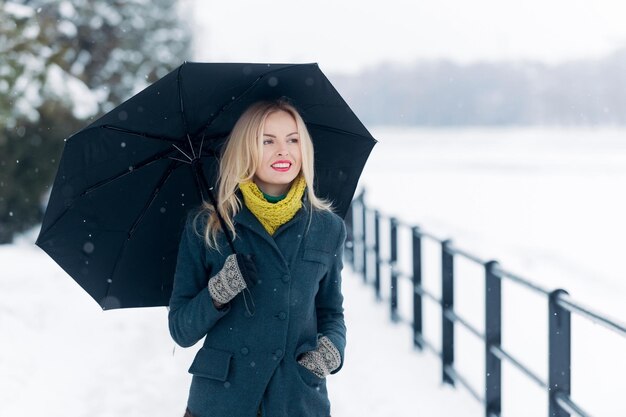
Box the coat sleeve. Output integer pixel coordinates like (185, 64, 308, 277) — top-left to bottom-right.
(315, 218, 347, 374)
(168, 215, 230, 348)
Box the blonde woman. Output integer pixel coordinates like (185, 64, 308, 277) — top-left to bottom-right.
(169, 100, 347, 417)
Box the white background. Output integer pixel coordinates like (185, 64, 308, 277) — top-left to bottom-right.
(187, 0, 626, 73)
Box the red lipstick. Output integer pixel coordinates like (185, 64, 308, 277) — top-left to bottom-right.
(271, 160, 292, 172)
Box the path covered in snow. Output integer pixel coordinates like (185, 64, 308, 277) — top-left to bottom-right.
(0, 232, 479, 417)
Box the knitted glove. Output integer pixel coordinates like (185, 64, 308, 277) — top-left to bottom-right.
(297, 336, 342, 378)
(208, 254, 257, 306)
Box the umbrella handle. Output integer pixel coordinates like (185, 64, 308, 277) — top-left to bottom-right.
(192, 159, 237, 255)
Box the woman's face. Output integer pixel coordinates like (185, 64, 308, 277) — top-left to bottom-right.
(254, 110, 302, 196)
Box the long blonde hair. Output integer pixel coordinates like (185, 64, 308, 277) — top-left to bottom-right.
(195, 99, 333, 249)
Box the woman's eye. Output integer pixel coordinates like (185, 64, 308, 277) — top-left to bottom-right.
(288, 137, 299, 143)
(262, 139, 273, 145)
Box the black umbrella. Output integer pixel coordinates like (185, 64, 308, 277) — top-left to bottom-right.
(36, 62, 376, 310)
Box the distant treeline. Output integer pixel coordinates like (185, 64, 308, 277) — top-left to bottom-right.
(330, 48, 626, 126)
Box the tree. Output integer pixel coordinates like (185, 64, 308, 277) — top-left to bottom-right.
(0, 0, 192, 243)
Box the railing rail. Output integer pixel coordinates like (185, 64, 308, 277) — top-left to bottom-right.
(345, 190, 626, 417)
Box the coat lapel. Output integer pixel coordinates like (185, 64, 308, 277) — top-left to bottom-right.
(233, 204, 277, 249)
(233, 202, 309, 270)
(273, 204, 309, 268)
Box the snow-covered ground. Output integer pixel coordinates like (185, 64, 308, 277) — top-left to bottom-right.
(1, 127, 624, 417)
(357, 126, 626, 417)
(0, 229, 478, 417)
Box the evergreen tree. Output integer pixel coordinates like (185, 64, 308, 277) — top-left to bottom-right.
(0, 0, 192, 243)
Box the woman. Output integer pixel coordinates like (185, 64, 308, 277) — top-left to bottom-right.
(168, 100, 347, 417)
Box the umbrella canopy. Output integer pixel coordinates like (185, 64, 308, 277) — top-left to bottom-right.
(36, 62, 376, 309)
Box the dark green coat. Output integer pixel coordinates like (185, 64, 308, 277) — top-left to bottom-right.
(168, 203, 347, 417)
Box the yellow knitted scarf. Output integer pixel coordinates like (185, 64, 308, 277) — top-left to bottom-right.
(239, 175, 307, 235)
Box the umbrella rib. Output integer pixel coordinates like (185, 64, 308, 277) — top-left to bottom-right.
(172, 143, 193, 161)
(187, 135, 196, 159)
(166, 149, 219, 165)
(82, 149, 175, 196)
(168, 156, 192, 164)
(38, 149, 176, 238)
(127, 160, 180, 238)
(176, 64, 197, 159)
(102, 159, 181, 307)
(306, 122, 378, 142)
(198, 133, 205, 160)
(177, 65, 190, 134)
(99, 125, 179, 143)
(200, 63, 309, 133)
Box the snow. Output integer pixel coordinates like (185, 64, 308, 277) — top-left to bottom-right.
(14, 80, 42, 122)
(4, 2, 34, 19)
(70, 50, 92, 76)
(59, 2, 77, 19)
(93, 2, 123, 26)
(22, 23, 40, 40)
(45, 64, 100, 120)
(89, 15, 104, 30)
(1, 127, 624, 416)
(57, 20, 78, 38)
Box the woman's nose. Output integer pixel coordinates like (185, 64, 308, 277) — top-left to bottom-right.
(276, 143, 289, 156)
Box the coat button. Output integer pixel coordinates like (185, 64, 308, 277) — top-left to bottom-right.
(281, 274, 290, 283)
(241, 347, 249, 355)
(277, 312, 287, 320)
(273, 349, 283, 360)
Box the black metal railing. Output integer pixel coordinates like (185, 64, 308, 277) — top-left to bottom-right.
(344, 190, 626, 417)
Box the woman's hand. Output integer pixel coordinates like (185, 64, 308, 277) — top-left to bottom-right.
(208, 254, 257, 307)
(297, 335, 342, 378)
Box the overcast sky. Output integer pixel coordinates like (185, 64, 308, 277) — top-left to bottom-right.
(188, 0, 626, 74)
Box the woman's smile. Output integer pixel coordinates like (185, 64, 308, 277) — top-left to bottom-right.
(271, 160, 292, 172)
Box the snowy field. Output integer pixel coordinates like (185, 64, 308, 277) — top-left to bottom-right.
(358, 126, 626, 417)
(1, 127, 624, 417)
(361, 126, 626, 315)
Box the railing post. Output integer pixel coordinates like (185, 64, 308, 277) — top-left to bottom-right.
(549, 289, 571, 417)
(374, 210, 382, 300)
(361, 193, 368, 283)
(390, 217, 399, 322)
(412, 226, 423, 349)
(350, 192, 362, 271)
(344, 202, 354, 266)
(485, 261, 502, 417)
(441, 239, 455, 386)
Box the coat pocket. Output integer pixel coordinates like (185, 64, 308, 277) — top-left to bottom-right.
(302, 248, 330, 266)
(188, 346, 233, 381)
(295, 341, 324, 387)
(295, 360, 324, 387)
